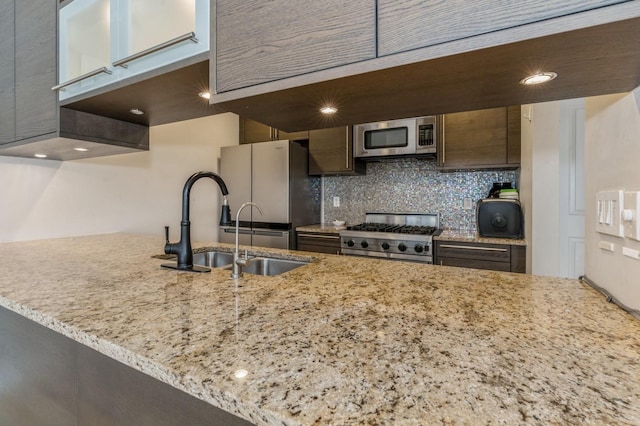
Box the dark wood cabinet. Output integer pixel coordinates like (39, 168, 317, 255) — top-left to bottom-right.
(0, 0, 15, 144)
(297, 232, 341, 255)
(0, 306, 251, 426)
(214, 0, 376, 93)
(239, 117, 308, 144)
(435, 240, 526, 273)
(308, 126, 365, 176)
(437, 106, 521, 170)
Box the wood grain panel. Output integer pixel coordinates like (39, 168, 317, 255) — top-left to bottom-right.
(0, 307, 78, 426)
(297, 233, 341, 254)
(437, 256, 512, 272)
(440, 107, 507, 168)
(215, 0, 376, 92)
(507, 106, 522, 164)
(211, 16, 640, 133)
(15, 0, 57, 141)
(377, 0, 626, 56)
(309, 126, 365, 176)
(0, 0, 15, 144)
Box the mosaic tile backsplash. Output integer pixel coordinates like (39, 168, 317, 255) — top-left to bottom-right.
(323, 158, 519, 231)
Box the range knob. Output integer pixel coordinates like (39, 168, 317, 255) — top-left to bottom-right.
(381, 242, 390, 250)
(361, 241, 369, 248)
(347, 240, 355, 247)
(414, 244, 424, 253)
(398, 243, 407, 252)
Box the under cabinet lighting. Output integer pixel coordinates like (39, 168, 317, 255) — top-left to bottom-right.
(130, 108, 145, 115)
(74, 147, 89, 152)
(519, 72, 557, 85)
(34, 153, 47, 158)
(320, 106, 338, 114)
(198, 91, 211, 100)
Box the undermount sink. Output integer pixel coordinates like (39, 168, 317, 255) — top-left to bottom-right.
(236, 257, 309, 276)
(192, 251, 234, 268)
(192, 250, 309, 276)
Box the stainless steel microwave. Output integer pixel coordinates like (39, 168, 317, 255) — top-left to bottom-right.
(354, 116, 437, 159)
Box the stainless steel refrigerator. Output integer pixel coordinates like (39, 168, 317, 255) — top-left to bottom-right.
(219, 139, 320, 249)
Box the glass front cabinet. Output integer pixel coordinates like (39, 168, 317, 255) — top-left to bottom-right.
(56, 0, 208, 100)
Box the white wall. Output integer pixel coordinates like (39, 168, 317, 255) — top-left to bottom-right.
(585, 90, 640, 310)
(0, 113, 238, 243)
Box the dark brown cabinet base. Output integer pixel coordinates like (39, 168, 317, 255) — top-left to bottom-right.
(297, 232, 342, 254)
(435, 240, 526, 273)
(0, 307, 252, 426)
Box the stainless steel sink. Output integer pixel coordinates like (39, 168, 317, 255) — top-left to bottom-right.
(191, 251, 309, 276)
(237, 257, 309, 276)
(192, 251, 234, 268)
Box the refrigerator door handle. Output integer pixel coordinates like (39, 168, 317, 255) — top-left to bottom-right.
(223, 228, 253, 235)
(252, 230, 286, 237)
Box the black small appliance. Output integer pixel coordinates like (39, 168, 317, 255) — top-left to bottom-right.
(476, 199, 523, 239)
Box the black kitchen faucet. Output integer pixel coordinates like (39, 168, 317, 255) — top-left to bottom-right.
(162, 171, 232, 272)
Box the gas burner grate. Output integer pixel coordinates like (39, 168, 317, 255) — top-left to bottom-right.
(347, 222, 438, 235)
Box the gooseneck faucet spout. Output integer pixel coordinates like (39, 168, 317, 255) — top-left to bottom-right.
(232, 202, 264, 279)
(162, 171, 231, 273)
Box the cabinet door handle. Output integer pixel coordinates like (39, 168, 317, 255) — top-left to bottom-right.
(298, 233, 339, 240)
(345, 127, 350, 169)
(439, 244, 507, 252)
(113, 32, 198, 68)
(441, 115, 446, 165)
(51, 67, 112, 91)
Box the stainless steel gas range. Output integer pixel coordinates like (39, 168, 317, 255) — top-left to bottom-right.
(340, 213, 442, 263)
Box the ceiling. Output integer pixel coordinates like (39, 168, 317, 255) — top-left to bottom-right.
(62, 17, 640, 132)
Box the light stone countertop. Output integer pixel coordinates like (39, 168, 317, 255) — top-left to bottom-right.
(296, 224, 527, 246)
(0, 233, 638, 425)
(436, 229, 527, 246)
(296, 223, 346, 234)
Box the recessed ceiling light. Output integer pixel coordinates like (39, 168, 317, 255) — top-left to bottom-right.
(74, 147, 89, 152)
(34, 153, 47, 158)
(320, 106, 338, 115)
(130, 108, 144, 115)
(198, 91, 211, 100)
(519, 72, 558, 85)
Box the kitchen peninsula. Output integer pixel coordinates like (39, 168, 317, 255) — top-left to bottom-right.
(1, 234, 639, 425)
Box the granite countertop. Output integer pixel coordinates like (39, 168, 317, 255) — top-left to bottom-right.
(436, 229, 527, 246)
(296, 224, 527, 246)
(0, 233, 638, 425)
(296, 223, 345, 234)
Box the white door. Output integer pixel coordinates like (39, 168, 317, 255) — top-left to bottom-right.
(558, 99, 585, 278)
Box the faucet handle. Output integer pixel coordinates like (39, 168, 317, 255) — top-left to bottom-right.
(164, 226, 170, 244)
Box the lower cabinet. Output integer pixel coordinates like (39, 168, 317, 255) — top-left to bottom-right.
(0, 307, 251, 426)
(435, 240, 525, 273)
(297, 232, 341, 254)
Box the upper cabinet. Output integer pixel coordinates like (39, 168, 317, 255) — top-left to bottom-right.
(213, 0, 376, 93)
(0, 0, 15, 144)
(308, 126, 365, 176)
(239, 117, 309, 144)
(437, 106, 521, 170)
(0, 0, 149, 160)
(208, 1, 638, 133)
(0, 0, 58, 144)
(56, 0, 209, 101)
(377, 0, 627, 56)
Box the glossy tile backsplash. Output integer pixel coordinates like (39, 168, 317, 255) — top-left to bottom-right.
(323, 158, 519, 231)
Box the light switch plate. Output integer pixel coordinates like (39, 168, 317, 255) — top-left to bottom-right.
(623, 191, 640, 241)
(596, 190, 624, 237)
